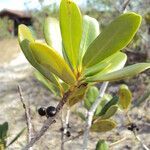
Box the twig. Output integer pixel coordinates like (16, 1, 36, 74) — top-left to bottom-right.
(61, 109, 70, 150)
(61, 111, 65, 150)
(109, 137, 127, 147)
(23, 89, 71, 150)
(83, 82, 109, 150)
(18, 85, 33, 150)
(126, 113, 149, 150)
(133, 131, 150, 150)
(122, 0, 131, 12)
(64, 130, 83, 143)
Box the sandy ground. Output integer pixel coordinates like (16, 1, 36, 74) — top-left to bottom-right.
(0, 38, 149, 150)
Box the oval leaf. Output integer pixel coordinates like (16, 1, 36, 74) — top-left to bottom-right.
(99, 96, 119, 116)
(84, 86, 99, 109)
(34, 71, 61, 96)
(118, 84, 132, 110)
(18, 24, 34, 43)
(0, 122, 8, 139)
(43, 17, 62, 55)
(30, 42, 76, 85)
(86, 63, 150, 82)
(91, 119, 117, 132)
(96, 140, 109, 150)
(83, 12, 142, 67)
(18, 25, 61, 87)
(79, 15, 100, 66)
(60, 0, 82, 69)
(101, 105, 118, 119)
(83, 52, 127, 77)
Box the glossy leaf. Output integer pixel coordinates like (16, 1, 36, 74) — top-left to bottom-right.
(30, 42, 76, 85)
(99, 96, 119, 116)
(96, 140, 109, 150)
(86, 63, 150, 82)
(43, 17, 62, 55)
(83, 12, 142, 67)
(118, 84, 132, 110)
(101, 105, 118, 119)
(18, 24, 34, 43)
(34, 71, 61, 96)
(18, 25, 60, 87)
(91, 119, 117, 132)
(94, 95, 111, 116)
(84, 52, 127, 77)
(60, 0, 82, 69)
(84, 86, 99, 109)
(79, 15, 99, 66)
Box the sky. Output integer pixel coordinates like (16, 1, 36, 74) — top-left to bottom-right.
(0, 0, 85, 11)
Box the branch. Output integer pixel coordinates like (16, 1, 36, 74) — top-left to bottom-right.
(133, 131, 149, 150)
(83, 82, 109, 150)
(22, 89, 71, 150)
(122, 0, 131, 12)
(61, 108, 70, 150)
(18, 85, 33, 150)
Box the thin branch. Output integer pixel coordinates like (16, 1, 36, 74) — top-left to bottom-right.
(23, 89, 71, 150)
(122, 0, 131, 12)
(126, 113, 149, 150)
(61, 111, 65, 150)
(109, 137, 127, 147)
(61, 109, 70, 150)
(64, 130, 83, 143)
(18, 85, 33, 150)
(83, 82, 109, 150)
(133, 131, 150, 150)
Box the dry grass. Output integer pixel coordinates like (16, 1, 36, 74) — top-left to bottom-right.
(0, 38, 20, 66)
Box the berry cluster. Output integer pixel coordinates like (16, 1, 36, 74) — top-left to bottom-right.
(38, 106, 56, 117)
(127, 123, 139, 132)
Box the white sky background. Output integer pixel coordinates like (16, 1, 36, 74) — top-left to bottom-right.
(0, 0, 86, 11)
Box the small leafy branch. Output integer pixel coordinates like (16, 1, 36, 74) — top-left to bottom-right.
(18, 0, 150, 149)
(0, 122, 25, 149)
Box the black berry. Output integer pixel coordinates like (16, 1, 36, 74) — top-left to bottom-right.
(60, 127, 64, 132)
(46, 106, 56, 117)
(66, 131, 71, 137)
(127, 123, 139, 132)
(38, 107, 46, 116)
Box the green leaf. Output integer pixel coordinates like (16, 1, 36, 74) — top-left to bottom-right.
(0, 143, 5, 150)
(96, 140, 109, 150)
(91, 119, 117, 132)
(7, 128, 25, 147)
(101, 105, 118, 119)
(60, 0, 82, 69)
(68, 83, 87, 106)
(118, 84, 132, 110)
(86, 63, 150, 82)
(34, 71, 61, 96)
(79, 15, 99, 66)
(43, 17, 62, 55)
(30, 42, 76, 85)
(84, 86, 99, 109)
(74, 111, 86, 121)
(18, 24, 34, 43)
(83, 52, 127, 77)
(18, 25, 60, 87)
(0, 122, 8, 140)
(83, 12, 142, 67)
(99, 96, 119, 116)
